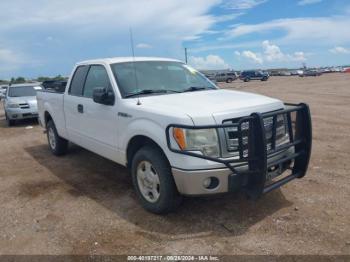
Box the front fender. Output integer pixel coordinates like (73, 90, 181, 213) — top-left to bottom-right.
(120, 118, 168, 160)
(120, 118, 226, 170)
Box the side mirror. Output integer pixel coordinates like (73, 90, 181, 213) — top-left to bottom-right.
(92, 87, 115, 105)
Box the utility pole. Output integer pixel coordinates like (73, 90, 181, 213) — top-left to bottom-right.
(184, 47, 188, 64)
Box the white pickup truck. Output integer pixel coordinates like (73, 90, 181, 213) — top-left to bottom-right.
(37, 57, 312, 214)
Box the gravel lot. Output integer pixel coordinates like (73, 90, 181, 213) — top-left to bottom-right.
(0, 73, 349, 255)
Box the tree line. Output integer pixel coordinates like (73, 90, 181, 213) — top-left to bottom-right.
(0, 75, 67, 85)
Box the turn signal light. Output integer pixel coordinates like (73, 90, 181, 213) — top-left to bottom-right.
(173, 128, 186, 150)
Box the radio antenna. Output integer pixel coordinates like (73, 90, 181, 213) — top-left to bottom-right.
(129, 27, 141, 105)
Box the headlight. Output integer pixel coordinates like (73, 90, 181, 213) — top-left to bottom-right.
(173, 128, 220, 157)
(7, 103, 20, 108)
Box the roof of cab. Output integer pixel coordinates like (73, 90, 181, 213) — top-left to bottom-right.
(77, 57, 182, 65)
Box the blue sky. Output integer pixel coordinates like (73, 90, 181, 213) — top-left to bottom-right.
(0, 0, 350, 78)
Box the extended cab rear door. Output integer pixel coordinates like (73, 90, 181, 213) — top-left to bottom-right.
(64, 65, 89, 145)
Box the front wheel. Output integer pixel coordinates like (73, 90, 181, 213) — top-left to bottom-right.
(5, 112, 15, 126)
(226, 78, 233, 83)
(131, 145, 182, 214)
(46, 120, 68, 156)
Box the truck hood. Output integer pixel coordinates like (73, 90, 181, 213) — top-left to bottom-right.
(138, 89, 284, 125)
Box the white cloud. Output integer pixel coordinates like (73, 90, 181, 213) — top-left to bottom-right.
(292, 51, 307, 61)
(191, 40, 262, 53)
(0, 48, 25, 73)
(262, 40, 284, 61)
(237, 40, 306, 65)
(0, 0, 223, 77)
(223, 0, 267, 10)
(226, 16, 350, 45)
(242, 51, 263, 64)
(214, 13, 245, 23)
(262, 40, 306, 62)
(189, 55, 229, 69)
(298, 0, 322, 6)
(329, 46, 350, 54)
(136, 43, 152, 49)
(0, 0, 221, 40)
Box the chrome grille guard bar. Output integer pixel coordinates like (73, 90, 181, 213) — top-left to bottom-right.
(165, 103, 312, 199)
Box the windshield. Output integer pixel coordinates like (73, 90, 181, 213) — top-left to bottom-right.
(8, 86, 38, 97)
(111, 61, 216, 98)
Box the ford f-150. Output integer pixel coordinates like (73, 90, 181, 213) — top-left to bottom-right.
(37, 57, 312, 214)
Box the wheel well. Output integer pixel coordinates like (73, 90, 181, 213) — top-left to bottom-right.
(44, 111, 52, 127)
(126, 135, 168, 169)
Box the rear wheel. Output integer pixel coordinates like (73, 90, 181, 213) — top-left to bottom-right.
(244, 78, 250, 82)
(46, 120, 68, 156)
(226, 78, 233, 83)
(131, 145, 182, 214)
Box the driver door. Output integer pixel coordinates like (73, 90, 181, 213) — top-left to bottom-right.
(77, 65, 119, 162)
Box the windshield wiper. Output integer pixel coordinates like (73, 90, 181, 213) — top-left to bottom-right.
(125, 89, 181, 98)
(183, 86, 213, 92)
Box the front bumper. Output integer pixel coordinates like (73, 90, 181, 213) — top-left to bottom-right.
(167, 103, 312, 198)
(6, 108, 39, 120)
(172, 147, 294, 195)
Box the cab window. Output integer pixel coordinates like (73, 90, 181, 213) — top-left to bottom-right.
(83, 65, 111, 98)
(69, 65, 89, 96)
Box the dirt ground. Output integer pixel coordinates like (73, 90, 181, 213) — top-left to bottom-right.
(0, 73, 349, 255)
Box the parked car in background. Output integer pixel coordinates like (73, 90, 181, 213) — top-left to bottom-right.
(215, 72, 238, 83)
(3, 83, 42, 126)
(300, 70, 322, 77)
(268, 71, 280, 76)
(279, 71, 292, 76)
(203, 74, 217, 84)
(240, 70, 269, 82)
(37, 57, 312, 214)
(296, 70, 304, 76)
(0, 85, 8, 100)
(41, 80, 67, 93)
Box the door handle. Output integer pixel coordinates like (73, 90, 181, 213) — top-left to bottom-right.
(77, 104, 84, 113)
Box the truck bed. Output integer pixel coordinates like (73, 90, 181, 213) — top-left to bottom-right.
(36, 90, 67, 138)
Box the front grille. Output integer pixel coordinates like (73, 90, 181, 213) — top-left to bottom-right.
(222, 112, 290, 158)
(19, 103, 30, 109)
(263, 115, 289, 151)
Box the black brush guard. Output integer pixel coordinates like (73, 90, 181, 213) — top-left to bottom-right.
(166, 103, 312, 199)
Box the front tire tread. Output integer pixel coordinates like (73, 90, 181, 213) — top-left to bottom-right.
(131, 145, 182, 214)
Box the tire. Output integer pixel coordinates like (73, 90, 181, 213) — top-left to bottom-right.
(5, 112, 15, 126)
(131, 145, 183, 214)
(244, 78, 250, 82)
(226, 78, 233, 83)
(261, 77, 267, 81)
(46, 120, 68, 156)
